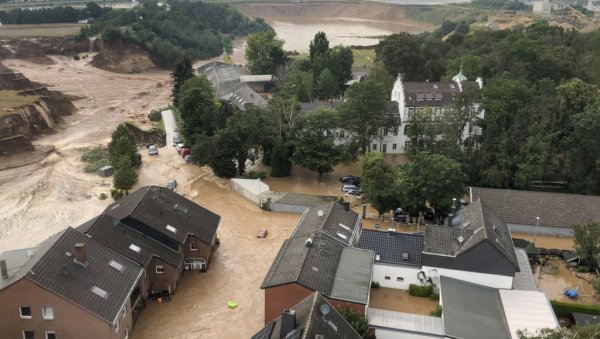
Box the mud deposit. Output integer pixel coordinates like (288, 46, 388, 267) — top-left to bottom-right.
(537, 260, 598, 304)
(370, 287, 439, 315)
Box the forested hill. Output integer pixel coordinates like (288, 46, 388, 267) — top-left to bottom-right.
(85, 1, 270, 67)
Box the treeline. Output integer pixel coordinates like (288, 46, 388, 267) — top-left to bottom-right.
(83, 1, 270, 67)
(375, 21, 600, 194)
(0, 2, 109, 24)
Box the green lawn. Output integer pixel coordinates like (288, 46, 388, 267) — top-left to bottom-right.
(352, 49, 376, 69)
(0, 91, 38, 116)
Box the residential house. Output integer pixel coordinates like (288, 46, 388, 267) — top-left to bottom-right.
(0, 227, 144, 339)
(291, 202, 362, 246)
(104, 186, 221, 272)
(358, 229, 424, 290)
(470, 186, 600, 236)
(226, 83, 267, 111)
(422, 199, 520, 289)
(78, 213, 184, 297)
(239, 74, 274, 93)
(372, 68, 484, 154)
(252, 291, 362, 339)
(261, 232, 374, 324)
(440, 276, 559, 339)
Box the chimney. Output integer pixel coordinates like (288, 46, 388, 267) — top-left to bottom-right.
(0, 259, 8, 279)
(74, 243, 87, 266)
(280, 309, 297, 338)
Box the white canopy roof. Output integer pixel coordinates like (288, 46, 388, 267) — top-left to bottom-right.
(499, 289, 559, 338)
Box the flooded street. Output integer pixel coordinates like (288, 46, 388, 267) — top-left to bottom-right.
(512, 233, 574, 250)
(536, 260, 598, 304)
(369, 287, 439, 315)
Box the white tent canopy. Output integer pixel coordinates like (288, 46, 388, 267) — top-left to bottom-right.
(500, 289, 560, 338)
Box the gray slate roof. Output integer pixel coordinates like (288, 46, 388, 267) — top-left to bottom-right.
(105, 186, 220, 246)
(229, 83, 267, 111)
(26, 227, 143, 324)
(261, 233, 373, 304)
(403, 81, 479, 108)
(252, 292, 362, 339)
(425, 199, 519, 270)
(197, 61, 246, 99)
(471, 186, 600, 229)
(358, 229, 424, 267)
(441, 276, 511, 339)
(84, 213, 183, 268)
(291, 202, 360, 246)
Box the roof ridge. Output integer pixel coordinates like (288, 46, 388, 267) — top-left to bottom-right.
(301, 292, 319, 339)
(262, 238, 293, 288)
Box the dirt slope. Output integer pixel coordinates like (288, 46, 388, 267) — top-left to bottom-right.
(92, 38, 157, 74)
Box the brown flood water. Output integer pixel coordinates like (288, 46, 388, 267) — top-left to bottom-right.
(369, 287, 438, 315)
(512, 233, 574, 250)
(536, 260, 598, 304)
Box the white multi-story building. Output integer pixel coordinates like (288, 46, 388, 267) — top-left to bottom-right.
(372, 69, 485, 154)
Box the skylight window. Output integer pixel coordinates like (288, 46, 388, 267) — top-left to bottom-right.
(336, 232, 348, 240)
(129, 243, 141, 253)
(108, 260, 124, 272)
(110, 203, 120, 210)
(166, 225, 177, 233)
(91, 285, 109, 299)
(338, 223, 351, 231)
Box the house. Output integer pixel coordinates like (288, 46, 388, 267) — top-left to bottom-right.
(422, 199, 520, 289)
(239, 74, 274, 93)
(104, 186, 221, 272)
(440, 276, 559, 339)
(470, 186, 600, 236)
(0, 227, 144, 339)
(225, 83, 267, 111)
(252, 291, 362, 339)
(261, 233, 374, 324)
(358, 229, 424, 290)
(371, 68, 484, 154)
(78, 213, 184, 297)
(197, 61, 246, 100)
(291, 202, 362, 246)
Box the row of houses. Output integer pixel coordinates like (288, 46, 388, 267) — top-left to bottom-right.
(0, 186, 220, 339)
(256, 191, 566, 338)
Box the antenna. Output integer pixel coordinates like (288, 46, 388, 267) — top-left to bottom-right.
(457, 235, 464, 244)
(320, 304, 331, 316)
(317, 210, 324, 217)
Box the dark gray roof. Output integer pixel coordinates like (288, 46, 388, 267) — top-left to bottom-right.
(441, 276, 511, 339)
(573, 312, 600, 326)
(252, 292, 362, 339)
(261, 233, 373, 304)
(291, 202, 360, 246)
(358, 229, 424, 267)
(75, 215, 101, 233)
(228, 83, 267, 111)
(471, 186, 600, 229)
(425, 199, 519, 270)
(26, 227, 143, 324)
(403, 81, 479, 107)
(300, 101, 340, 113)
(105, 186, 220, 246)
(84, 214, 183, 268)
(197, 61, 246, 99)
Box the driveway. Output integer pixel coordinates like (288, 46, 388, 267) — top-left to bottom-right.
(161, 109, 177, 150)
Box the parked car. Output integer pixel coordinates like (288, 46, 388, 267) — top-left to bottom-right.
(342, 184, 359, 193)
(345, 190, 363, 200)
(173, 134, 182, 145)
(424, 208, 435, 220)
(167, 179, 177, 190)
(340, 175, 361, 184)
(175, 143, 185, 152)
(148, 145, 158, 156)
(393, 208, 406, 222)
(184, 155, 192, 163)
(180, 147, 191, 158)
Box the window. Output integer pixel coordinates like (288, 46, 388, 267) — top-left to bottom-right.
(23, 331, 34, 339)
(340, 131, 345, 138)
(397, 277, 404, 282)
(122, 305, 126, 318)
(166, 225, 177, 233)
(383, 130, 388, 136)
(91, 286, 109, 299)
(392, 144, 397, 150)
(20, 306, 32, 319)
(156, 265, 164, 274)
(129, 243, 141, 253)
(372, 144, 377, 151)
(382, 144, 387, 153)
(115, 319, 120, 332)
(42, 306, 54, 320)
(45, 331, 56, 339)
(190, 243, 198, 251)
(384, 276, 391, 280)
(108, 260, 124, 272)
(393, 131, 398, 136)
(125, 326, 129, 339)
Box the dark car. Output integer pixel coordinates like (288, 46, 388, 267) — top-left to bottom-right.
(340, 175, 361, 184)
(167, 179, 177, 190)
(424, 209, 435, 220)
(173, 134, 182, 145)
(393, 208, 406, 222)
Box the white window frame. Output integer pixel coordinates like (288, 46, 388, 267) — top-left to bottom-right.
(115, 319, 120, 332)
(20, 306, 32, 319)
(42, 306, 54, 320)
(190, 243, 198, 251)
(372, 144, 377, 151)
(22, 330, 35, 339)
(45, 331, 57, 339)
(392, 143, 397, 150)
(155, 265, 164, 274)
(122, 305, 126, 318)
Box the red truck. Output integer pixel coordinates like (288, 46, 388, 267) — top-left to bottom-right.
(180, 147, 191, 158)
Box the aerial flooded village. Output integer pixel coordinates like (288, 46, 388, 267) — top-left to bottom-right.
(1, 0, 600, 338)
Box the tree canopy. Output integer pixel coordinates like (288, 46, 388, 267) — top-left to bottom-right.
(245, 30, 287, 74)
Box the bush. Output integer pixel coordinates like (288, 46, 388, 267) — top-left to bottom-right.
(148, 109, 163, 122)
(247, 170, 267, 179)
(430, 305, 442, 317)
(81, 147, 111, 173)
(550, 300, 600, 317)
(371, 281, 380, 288)
(429, 292, 440, 301)
(578, 266, 590, 273)
(84, 159, 111, 173)
(73, 55, 80, 60)
(215, 237, 220, 246)
(99, 193, 108, 200)
(111, 188, 124, 201)
(409, 284, 433, 297)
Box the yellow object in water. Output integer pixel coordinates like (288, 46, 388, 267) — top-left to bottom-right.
(227, 300, 239, 309)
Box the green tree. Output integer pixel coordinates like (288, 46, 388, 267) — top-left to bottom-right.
(222, 35, 234, 56)
(107, 123, 140, 169)
(113, 157, 138, 194)
(177, 76, 220, 146)
(270, 138, 293, 177)
(245, 30, 286, 74)
(317, 68, 338, 100)
(339, 308, 370, 337)
(309, 31, 329, 62)
(293, 109, 341, 177)
(566, 101, 600, 194)
(516, 328, 564, 339)
(283, 69, 313, 102)
(218, 108, 263, 176)
(338, 81, 397, 154)
(361, 152, 401, 218)
(376, 32, 424, 80)
(574, 222, 600, 270)
(171, 54, 194, 106)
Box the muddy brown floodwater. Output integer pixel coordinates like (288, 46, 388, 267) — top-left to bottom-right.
(369, 287, 438, 315)
(536, 260, 598, 304)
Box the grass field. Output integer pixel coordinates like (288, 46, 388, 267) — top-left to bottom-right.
(352, 48, 376, 69)
(0, 23, 83, 39)
(0, 90, 38, 116)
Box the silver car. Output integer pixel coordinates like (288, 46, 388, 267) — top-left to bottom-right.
(148, 145, 158, 156)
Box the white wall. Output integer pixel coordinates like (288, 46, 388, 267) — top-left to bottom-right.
(372, 263, 422, 290)
(422, 266, 513, 289)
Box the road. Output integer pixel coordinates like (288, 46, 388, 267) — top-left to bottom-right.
(161, 109, 177, 151)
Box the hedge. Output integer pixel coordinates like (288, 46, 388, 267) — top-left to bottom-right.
(409, 284, 433, 297)
(550, 300, 600, 317)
